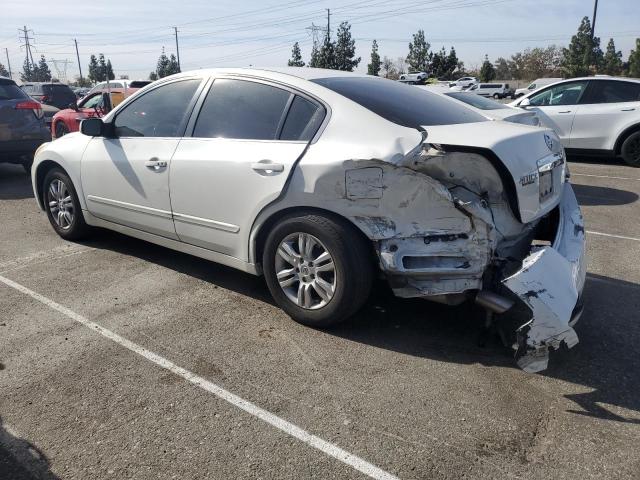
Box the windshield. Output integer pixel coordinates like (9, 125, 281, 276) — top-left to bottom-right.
(311, 76, 486, 128)
(444, 92, 510, 110)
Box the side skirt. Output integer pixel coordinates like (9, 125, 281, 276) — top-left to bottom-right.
(83, 210, 260, 275)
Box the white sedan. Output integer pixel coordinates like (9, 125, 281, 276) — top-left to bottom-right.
(32, 68, 586, 372)
(510, 76, 640, 166)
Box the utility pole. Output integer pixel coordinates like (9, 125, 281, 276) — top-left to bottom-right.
(326, 8, 331, 42)
(4, 48, 11, 79)
(74, 39, 83, 84)
(174, 27, 181, 71)
(591, 0, 599, 42)
(22, 26, 30, 73)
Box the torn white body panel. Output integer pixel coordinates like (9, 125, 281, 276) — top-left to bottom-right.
(502, 184, 586, 373)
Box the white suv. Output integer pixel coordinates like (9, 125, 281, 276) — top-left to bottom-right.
(511, 77, 640, 166)
(449, 76, 477, 88)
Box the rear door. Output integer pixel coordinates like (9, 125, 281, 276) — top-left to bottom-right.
(526, 80, 589, 146)
(169, 77, 325, 258)
(570, 80, 640, 150)
(81, 78, 203, 239)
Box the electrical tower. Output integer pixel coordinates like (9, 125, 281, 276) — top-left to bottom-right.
(50, 59, 72, 82)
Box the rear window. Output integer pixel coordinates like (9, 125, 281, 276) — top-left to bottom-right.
(312, 76, 486, 128)
(445, 92, 509, 110)
(43, 84, 75, 95)
(0, 80, 29, 100)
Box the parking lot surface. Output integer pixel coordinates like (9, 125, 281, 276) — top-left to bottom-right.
(1, 157, 639, 479)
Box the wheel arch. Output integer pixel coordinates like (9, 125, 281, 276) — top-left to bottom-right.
(34, 160, 69, 210)
(250, 205, 377, 272)
(614, 123, 640, 156)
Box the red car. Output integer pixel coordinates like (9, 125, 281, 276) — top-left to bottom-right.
(51, 88, 139, 139)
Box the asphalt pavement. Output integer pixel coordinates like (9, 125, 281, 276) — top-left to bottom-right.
(0, 155, 639, 479)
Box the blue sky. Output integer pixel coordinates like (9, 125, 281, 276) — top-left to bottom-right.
(1, 0, 638, 81)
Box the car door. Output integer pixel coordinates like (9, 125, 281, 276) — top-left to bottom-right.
(81, 77, 203, 239)
(570, 80, 640, 150)
(169, 77, 325, 259)
(525, 80, 589, 146)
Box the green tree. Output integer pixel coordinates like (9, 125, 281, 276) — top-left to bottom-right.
(430, 47, 447, 78)
(166, 54, 180, 76)
(106, 59, 115, 80)
(0, 62, 10, 77)
(156, 48, 171, 78)
(494, 57, 510, 79)
(602, 38, 623, 75)
(21, 57, 35, 82)
(98, 54, 108, 81)
(445, 47, 460, 79)
(288, 42, 305, 67)
(334, 21, 360, 71)
(149, 71, 158, 81)
(308, 43, 321, 68)
(367, 39, 381, 76)
(479, 54, 496, 82)
(562, 16, 603, 77)
(318, 34, 336, 69)
(406, 29, 431, 73)
(88, 55, 99, 83)
(629, 39, 640, 77)
(35, 55, 51, 81)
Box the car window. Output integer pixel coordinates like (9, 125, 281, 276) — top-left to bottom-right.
(529, 81, 588, 106)
(113, 79, 201, 137)
(581, 80, 640, 104)
(444, 92, 509, 110)
(193, 79, 292, 140)
(312, 76, 486, 127)
(0, 80, 29, 100)
(280, 95, 325, 141)
(81, 94, 103, 109)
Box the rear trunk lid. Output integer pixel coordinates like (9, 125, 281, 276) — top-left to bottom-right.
(0, 79, 45, 142)
(421, 122, 566, 223)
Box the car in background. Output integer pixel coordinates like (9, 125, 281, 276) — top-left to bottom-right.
(32, 67, 585, 372)
(72, 87, 91, 99)
(467, 82, 511, 99)
(0, 76, 51, 171)
(449, 76, 477, 88)
(41, 103, 59, 130)
(86, 80, 151, 96)
(20, 82, 77, 110)
(418, 86, 539, 126)
(398, 72, 428, 84)
(511, 76, 640, 166)
(514, 78, 563, 98)
(51, 87, 142, 138)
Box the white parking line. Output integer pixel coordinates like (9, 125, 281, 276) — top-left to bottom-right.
(572, 173, 640, 181)
(0, 274, 399, 480)
(587, 230, 640, 242)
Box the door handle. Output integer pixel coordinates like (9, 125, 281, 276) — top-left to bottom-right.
(251, 161, 284, 173)
(621, 108, 636, 112)
(558, 110, 572, 114)
(145, 158, 167, 170)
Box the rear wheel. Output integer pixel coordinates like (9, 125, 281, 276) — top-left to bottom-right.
(620, 131, 640, 167)
(263, 213, 373, 327)
(54, 122, 69, 139)
(493, 93, 500, 99)
(43, 168, 91, 240)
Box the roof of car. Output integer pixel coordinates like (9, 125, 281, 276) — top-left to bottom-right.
(167, 67, 369, 82)
(554, 76, 640, 84)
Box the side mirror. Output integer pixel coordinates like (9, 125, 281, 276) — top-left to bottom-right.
(519, 97, 531, 108)
(69, 102, 79, 111)
(80, 118, 105, 137)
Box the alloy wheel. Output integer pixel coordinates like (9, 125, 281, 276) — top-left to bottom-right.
(47, 179, 74, 230)
(274, 232, 336, 310)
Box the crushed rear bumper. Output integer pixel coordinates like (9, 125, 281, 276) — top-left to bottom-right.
(502, 182, 586, 373)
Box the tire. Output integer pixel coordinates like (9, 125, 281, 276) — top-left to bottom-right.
(493, 93, 500, 99)
(54, 122, 69, 139)
(263, 213, 373, 328)
(620, 131, 640, 167)
(42, 168, 91, 240)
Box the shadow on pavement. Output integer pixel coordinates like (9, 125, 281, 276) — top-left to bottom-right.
(0, 164, 34, 200)
(76, 231, 640, 425)
(0, 416, 60, 480)
(572, 183, 639, 206)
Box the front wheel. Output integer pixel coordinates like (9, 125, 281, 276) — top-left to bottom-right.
(43, 168, 91, 240)
(620, 131, 640, 167)
(263, 214, 373, 327)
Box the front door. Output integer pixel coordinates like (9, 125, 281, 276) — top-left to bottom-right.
(81, 78, 203, 239)
(526, 80, 589, 147)
(169, 78, 325, 259)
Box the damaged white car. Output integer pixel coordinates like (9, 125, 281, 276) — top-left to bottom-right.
(31, 68, 586, 372)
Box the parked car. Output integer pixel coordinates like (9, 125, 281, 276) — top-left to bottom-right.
(0, 76, 50, 171)
(418, 86, 539, 126)
(398, 72, 428, 84)
(449, 76, 477, 88)
(20, 82, 77, 110)
(41, 103, 59, 130)
(51, 87, 142, 139)
(72, 87, 91, 99)
(467, 82, 511, 99)
(86, 80, 151, 96)
(510, 76, 640, 166)
(31, 68, 586, 372)
(514, 78, 563, 98)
